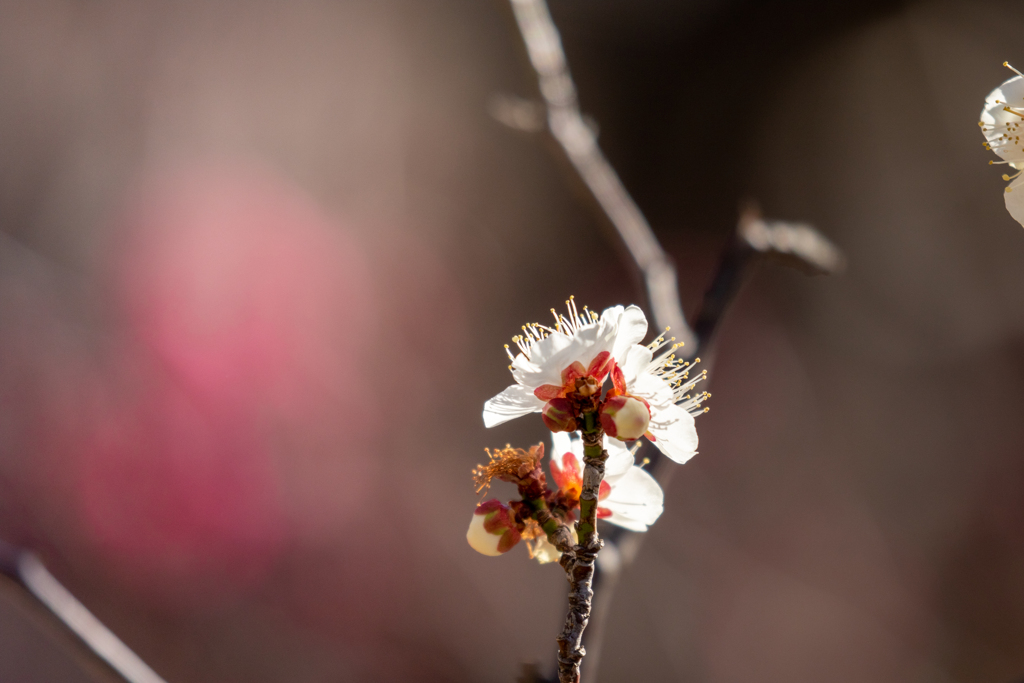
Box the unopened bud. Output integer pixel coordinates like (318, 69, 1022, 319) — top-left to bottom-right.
(467, 500, 521, 556)
(542, 398, 578, 433)
(599, 395, 650, 441)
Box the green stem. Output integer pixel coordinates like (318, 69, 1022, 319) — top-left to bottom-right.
(527, 497, 560, 536)
(525, 496, 574, 554)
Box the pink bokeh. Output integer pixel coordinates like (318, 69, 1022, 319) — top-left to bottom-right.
(65, 162, 380, 604)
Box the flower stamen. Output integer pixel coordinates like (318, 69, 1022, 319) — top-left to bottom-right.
(505, 296, 603, 362)
(472, 444, 544, 494)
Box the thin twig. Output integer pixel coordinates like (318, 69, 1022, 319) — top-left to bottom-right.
(0, 540, 169, 683)
(506, 0, 697, 352)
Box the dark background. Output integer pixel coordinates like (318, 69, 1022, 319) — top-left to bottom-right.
(2, 1, 1024, 681)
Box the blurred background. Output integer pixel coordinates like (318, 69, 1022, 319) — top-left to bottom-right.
(1, 0, 1024, 681)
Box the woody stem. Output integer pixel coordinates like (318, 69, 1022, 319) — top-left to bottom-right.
(526, 497, 575, 553)
(556, 410, 607, 683)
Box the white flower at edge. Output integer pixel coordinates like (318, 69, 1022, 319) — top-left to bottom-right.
(980, 62, 1024, 227)
(550, 431, 664, 532)
(483, 299, 647, 428)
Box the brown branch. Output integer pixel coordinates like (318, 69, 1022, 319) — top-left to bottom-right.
(553, 415, 606, 683)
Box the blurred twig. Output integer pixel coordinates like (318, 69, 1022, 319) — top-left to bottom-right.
(505, 0, 697, 352)
(692, 203, 845, 353)
(0, 539, 169, 683)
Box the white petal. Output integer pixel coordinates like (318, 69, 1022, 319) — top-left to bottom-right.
(510, 353, 542, 387)
(647, 404, 698, 464)
(512, 332, 572, 387)
(632, 367, 674, 409)
(483, 384, 544, 428)
(1005, 176, 1024, 227)
(603, 440, 634, 482)
(550, 431, 574, 459)
(621, 344, 653, 386)
(602, 467, 664, 531)
(527, 330, 573, 367)
(981, 75, 1024, 163)
(568, 431, 585, 460)
(611, 305, 648, 363)
(542, 318, 616, 381)
(597, 305, 625, 329)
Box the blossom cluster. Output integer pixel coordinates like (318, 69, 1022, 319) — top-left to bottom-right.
(467, 300, 708, 561)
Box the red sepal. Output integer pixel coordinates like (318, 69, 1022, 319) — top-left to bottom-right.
(542, 398, 578, 433)
(599, 410, 618, 437)
(534, 384, 564, 401)
(475, 499, 506, 515)
(587, 351, 613, 382)
(608, 364, 625, 395)
(497, 528, 522, 553)
(560, 361, 587, 386)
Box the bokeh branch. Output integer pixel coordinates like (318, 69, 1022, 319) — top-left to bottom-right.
(0, 540, 169, 683)
(506, 0, 696, 352)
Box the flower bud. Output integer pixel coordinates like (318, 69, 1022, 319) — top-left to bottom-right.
(542, 398, 578, 433)
(467, 500, 521, 556)
(599, 395, 650, 441)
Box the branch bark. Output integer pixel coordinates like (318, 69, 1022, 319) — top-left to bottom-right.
(554, 413, 606, 683)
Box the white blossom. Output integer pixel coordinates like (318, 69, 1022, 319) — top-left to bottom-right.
(980, 62, 1024, 226)
(483, 299, 647, 428)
